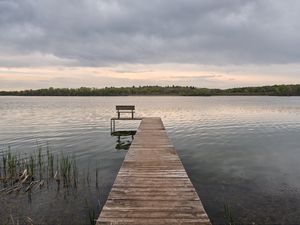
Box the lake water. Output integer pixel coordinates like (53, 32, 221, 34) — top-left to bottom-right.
(1, 96, 300, 224)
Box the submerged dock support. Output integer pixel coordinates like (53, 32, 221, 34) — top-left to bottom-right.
(110, 118, 115, 133)
(110, 117, 142, 134)
(99, 117, 211, 225)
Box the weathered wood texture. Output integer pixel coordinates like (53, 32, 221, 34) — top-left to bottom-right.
(116, 105, 135, 110)
(97, 117, 211, 225)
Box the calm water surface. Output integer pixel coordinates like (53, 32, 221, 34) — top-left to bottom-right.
(1, 96, 300, 224)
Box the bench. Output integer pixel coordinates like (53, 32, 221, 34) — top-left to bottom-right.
(116, 105, 135, 119)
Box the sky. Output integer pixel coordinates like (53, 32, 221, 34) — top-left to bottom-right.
(0, 0, 300, 90)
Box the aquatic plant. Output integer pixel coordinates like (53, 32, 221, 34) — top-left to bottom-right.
(95, 166, 99, 188)
(47, 147, 54, 178)
(0, 143, 102, 225)
(224, 203, 235, 225)
(59, 154, 71, 187)
(85, 199, 98, 225)
(87, 165, 90, 185)
(72, 155, 78, 188)
(88, 209, 96, 225)
(2, 153, 7, 177)
(29, 155, 34, 177)
(38, 146, 43, 180)
(0, 144, 85, 195)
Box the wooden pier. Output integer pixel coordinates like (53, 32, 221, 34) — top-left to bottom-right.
(98, 117, 211, 225)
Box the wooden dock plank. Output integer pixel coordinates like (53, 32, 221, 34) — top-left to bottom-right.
(97, 117, 211, 225)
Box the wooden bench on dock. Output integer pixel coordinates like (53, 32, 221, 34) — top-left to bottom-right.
(116, 105, 135, 119)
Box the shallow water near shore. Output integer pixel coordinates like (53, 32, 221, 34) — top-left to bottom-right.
(1, 96, 300, 224)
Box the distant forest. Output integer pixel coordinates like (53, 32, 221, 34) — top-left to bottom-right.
(1, 84, 300, 96)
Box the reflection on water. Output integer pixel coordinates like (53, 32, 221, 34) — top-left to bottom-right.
(0, 96, 300, 224)
(111, 131, 136, 151)
(0, 144, 102, 225)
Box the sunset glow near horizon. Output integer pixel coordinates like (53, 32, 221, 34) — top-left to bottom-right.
(1, 1, 300, 90)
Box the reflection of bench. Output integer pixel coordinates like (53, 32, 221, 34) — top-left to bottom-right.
(116, 105, 135, 119)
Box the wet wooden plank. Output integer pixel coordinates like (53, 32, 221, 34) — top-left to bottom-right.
(97, 117, 211, 225)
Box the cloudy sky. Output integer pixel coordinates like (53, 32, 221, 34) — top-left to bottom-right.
(0, 0, 300, 90)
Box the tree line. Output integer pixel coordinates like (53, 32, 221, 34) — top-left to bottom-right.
(1, 85, 300, 96)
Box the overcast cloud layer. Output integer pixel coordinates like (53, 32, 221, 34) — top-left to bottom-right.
(1, 0, 300, 67)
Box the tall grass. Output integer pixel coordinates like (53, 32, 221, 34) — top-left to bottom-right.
(0, 143, 102, 225)
(59, 154, 77, 187)
(224, 203, 235, 225)
(0, 144, 90, 195)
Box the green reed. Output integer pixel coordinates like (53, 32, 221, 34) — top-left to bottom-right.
(59, 154, 74, 187)
(224, 203, 235, 225)
(0, 144, 89, 195)
(72, 155, 78, 188)
(2, 154, 7, 177)
(95, 167, 99, 188)
(85, 199, 97, 225)
(0, 144, 102, 225)
(47, 148, 54, 178)
(88, 209, 96, 225)
(29, 155, 34, 177)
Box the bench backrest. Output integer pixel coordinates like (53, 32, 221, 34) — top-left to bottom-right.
(116, 105, 135, 111)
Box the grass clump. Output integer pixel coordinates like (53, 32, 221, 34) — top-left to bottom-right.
(224, 203, 235, 225)
(0, 144, 82, 195)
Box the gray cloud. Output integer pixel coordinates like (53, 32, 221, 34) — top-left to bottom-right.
(0, 0, 300, 67)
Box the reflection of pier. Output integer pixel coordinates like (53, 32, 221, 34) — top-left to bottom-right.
(98, 116, 211, 224)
